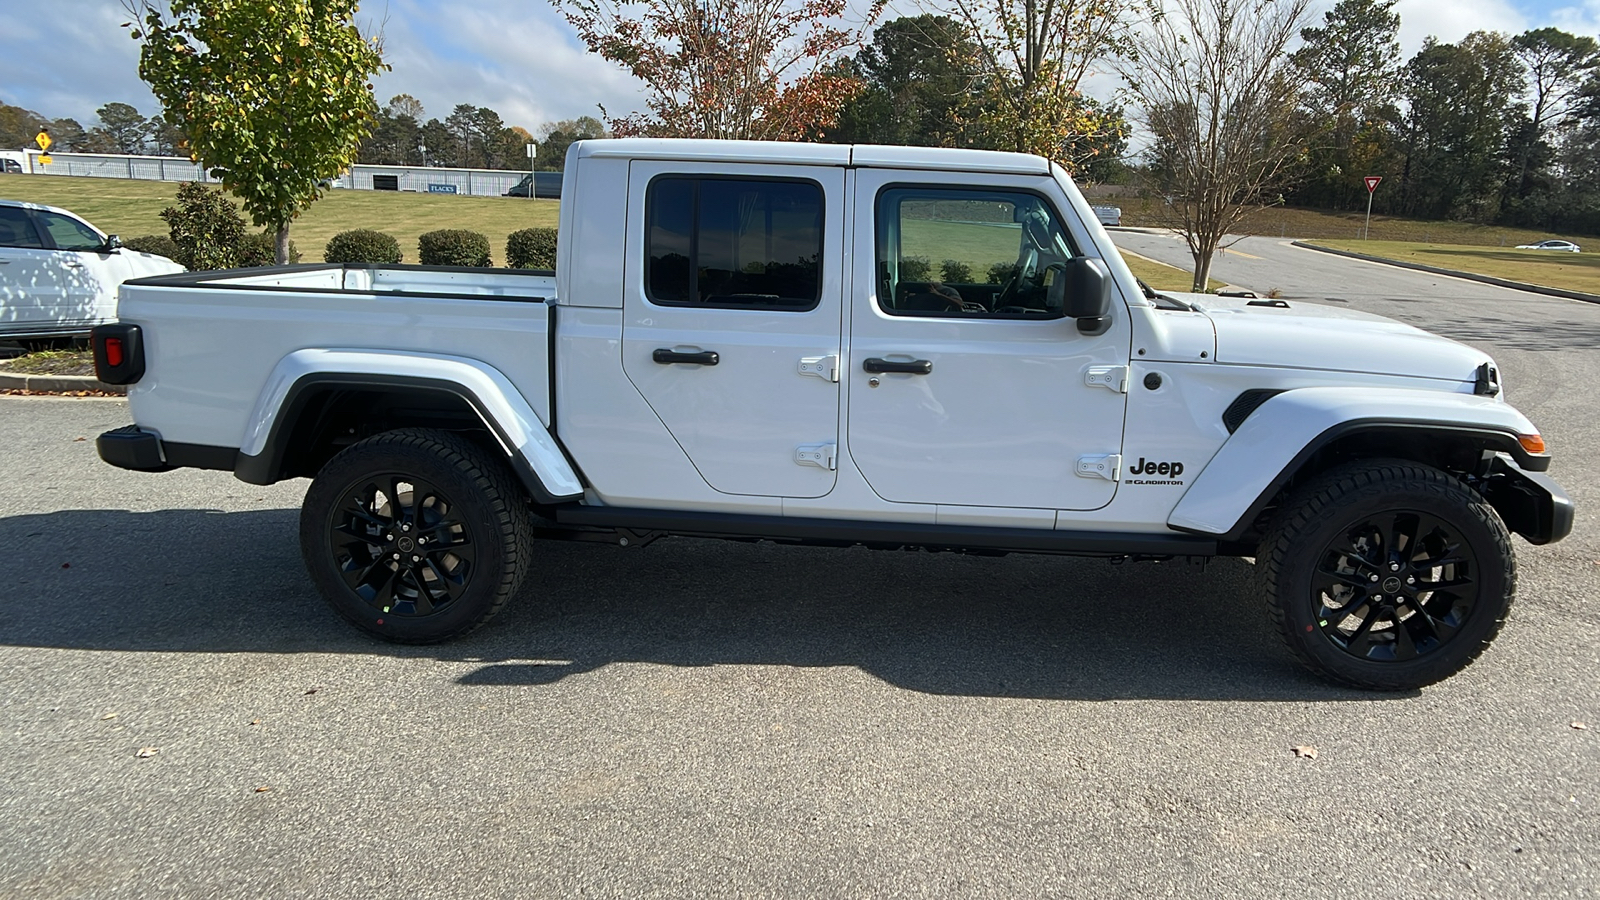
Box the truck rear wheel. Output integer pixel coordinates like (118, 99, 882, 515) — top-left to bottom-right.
(300, 428, 532, 643)
(1258, 460, 1515, 690)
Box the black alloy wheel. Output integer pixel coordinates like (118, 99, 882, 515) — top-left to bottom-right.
(1310, 510, 1481, 663)
(1259, 460, 1514, 690)
(301, 428, 532, 643)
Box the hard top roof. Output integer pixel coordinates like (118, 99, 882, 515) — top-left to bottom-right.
(573, 138, 1051, 176)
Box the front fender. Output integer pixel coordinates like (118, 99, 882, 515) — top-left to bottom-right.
(1168, 387, 1546, 540)
(235, 348, 583, 503)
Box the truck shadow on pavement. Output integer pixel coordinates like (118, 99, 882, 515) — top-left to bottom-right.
(1, 507, 1400, 702)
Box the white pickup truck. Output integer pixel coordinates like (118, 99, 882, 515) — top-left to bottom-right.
(92, 139, 1572, 690)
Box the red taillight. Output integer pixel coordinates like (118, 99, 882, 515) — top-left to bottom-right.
(104, 337, 124, 368)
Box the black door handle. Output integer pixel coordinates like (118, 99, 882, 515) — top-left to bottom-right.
(863, 357, 932, 375)
(652, 348, 720, 366)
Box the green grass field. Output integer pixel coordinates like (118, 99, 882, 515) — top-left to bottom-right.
(0, 173, 1215, 288)
(1311, 240, 1600, 295)
(0, 173, 559, 264)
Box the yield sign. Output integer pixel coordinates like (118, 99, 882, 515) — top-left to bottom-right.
(1364, 175, 1382, 193)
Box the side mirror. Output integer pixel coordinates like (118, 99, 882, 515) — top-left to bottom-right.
(103, 234, 122, 253)
(1048, 256, 1113, 335)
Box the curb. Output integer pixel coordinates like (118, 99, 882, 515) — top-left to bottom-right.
(0, 371, 126, 394)
(1291, 242, 1600, 305)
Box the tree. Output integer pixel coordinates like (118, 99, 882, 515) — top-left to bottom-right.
(1287, 0, 1404, 210)
(826, 15, 986, 148)
(146, 115, 186, 155)
(1397, 33, 1523, 221)
(386, 93, 425, 121)
(944, 0, 1130, 172)
(420, 118, 456, 167)
(47, 118, 88, 152)
(128, 0, 388, 263)
(534, 116, 606, 170)
(94, 102, 150, 153)
(1124, 0, 1315, 291)
(554, 0, 884, 139)
(1509, 28, 1599, 197)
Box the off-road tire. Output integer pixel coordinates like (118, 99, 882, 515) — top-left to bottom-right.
(300, 428, 533, 643)
(1258, 460, 1515, 690)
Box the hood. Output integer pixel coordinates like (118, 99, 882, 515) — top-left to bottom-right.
(1179, 295, 1491, 383)
(125, 250, 187, 277)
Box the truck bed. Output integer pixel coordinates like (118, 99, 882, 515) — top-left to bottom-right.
(116, 264, 556, 451)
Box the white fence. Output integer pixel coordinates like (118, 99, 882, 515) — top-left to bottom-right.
(14, 150, 535, 198)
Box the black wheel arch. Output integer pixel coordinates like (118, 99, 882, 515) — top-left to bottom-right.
(1209, 420, 1559, 549)
(233, 373, 577, 506)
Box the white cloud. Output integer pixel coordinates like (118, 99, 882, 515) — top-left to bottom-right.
(1393, 0, 1526, 52)
(0, 1, 159, 124)
(1549, 0, 1600, 34)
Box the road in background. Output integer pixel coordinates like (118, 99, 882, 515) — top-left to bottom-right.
(2, 238, 1598, 896)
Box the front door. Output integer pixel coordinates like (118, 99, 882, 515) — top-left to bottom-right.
(845, 172, 1129, 511)
(34, 208, 120, 330)
(620, 161, 847, 498)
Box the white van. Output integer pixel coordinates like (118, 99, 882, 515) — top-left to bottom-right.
(0, 151, 29, 175)
(0, 199, 184, 339)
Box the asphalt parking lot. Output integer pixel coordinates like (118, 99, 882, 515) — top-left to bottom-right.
(1, 256, 1597, 897)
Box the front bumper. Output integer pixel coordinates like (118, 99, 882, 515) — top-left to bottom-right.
(1482, 456, 1574, 545)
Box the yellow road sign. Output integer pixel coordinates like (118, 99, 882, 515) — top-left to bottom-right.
(37, 154, 51, 165)
(35, 131, 51, 152)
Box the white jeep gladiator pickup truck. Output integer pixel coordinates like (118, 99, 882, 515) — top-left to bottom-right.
(91, 139, 1572, 690)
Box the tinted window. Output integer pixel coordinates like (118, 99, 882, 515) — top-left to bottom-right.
(37, 211, 104, 251)
(646, 176, 822, 310)
(877, 187, 1074, 318)
(0, 207, 44, 249)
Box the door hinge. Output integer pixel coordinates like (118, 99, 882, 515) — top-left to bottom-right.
(798, 355, 840, 383)
(1076, 453, 1122, 481)
(795, 442, 838, 470)
(1085, 365, 1129, 393)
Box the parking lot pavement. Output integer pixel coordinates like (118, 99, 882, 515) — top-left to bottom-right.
(2, 311, 1598, 900)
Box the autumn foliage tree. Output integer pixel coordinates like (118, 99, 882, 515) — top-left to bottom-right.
(555, 0, 884, 140)
(127, 0, 387, 263)
(946, 0, 1131, 173)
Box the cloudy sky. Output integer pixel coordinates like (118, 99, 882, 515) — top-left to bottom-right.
(1, 0, 1596, 134)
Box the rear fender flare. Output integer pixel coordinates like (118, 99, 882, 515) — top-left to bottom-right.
(1168, 386, 1544, 540)
(235, 349, 583, 504)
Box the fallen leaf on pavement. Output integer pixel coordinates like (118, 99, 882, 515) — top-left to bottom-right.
(1291, 746, 1319, 759)
(101, 713, 118, 720)
(1574, 722, 1588, 730)
(135, 747, 159, 758)
(304, 688, 319, 695)
(250, 719, 261, 726)
(73, 436, 86, 442)
(254, 786, 271, 793)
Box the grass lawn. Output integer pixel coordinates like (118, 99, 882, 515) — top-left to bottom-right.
(0, 174, 559, 264)
(1310, 240, 1600, 295)
(1113, 196, 1593, 248)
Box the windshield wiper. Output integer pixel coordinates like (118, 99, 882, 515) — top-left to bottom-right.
(1137, 278, 1193, 311)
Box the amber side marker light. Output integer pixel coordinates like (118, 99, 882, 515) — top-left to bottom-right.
(1519, 433, 1547, 454)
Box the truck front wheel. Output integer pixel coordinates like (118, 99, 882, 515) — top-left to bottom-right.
(1258, 461, 1515, 690)
(300, 428, 533, 643)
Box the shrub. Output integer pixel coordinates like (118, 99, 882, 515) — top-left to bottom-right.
(160, 181, 245, 270)
(122, 234, 182, 263)
(505, 227, 558, 269)
(418, 229, 492, 267)
(898, 255, 932, 282)
(940, 259, 972, 283)
(987, 261, 1020, 284)
(325, 229, 403, 264)
(237, 232, 302, 267)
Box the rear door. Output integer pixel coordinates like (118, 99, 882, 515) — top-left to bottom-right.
(620, 161, 847, 499)
(0, 206, 63, 334)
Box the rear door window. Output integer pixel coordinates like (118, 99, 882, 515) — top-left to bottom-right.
(646, 176, 822, 310)
(0, 207, 45, 249)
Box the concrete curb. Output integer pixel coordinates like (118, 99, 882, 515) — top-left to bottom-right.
(0, 371, 126, 394)
(1291, 241, 1600, 305)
